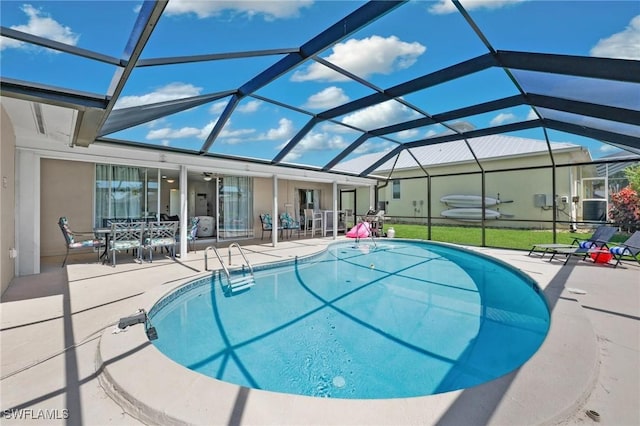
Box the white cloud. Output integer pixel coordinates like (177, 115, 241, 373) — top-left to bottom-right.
(429, 0, 525, 15)
(208, 101, 227, 115)
(490, 112, 517, 126)
(219, 120, 257, 144)
(305, 87, 350, 109)
(396, 129, 419, 140)
(281, 130, 349, 161)
(292, 35, 425, 82)
(115, 83, 203, 109)
(526, 109, 538, 121)
(0, 4, 79, 51)
(146, 126, 202, 140)
(164, 0, 313, 20)
(258, 118, 295, 141)
(340, 101, 422, 131)
(318, 122, 353, 134)
(146, 116, 255, 143)
(237, 100, 262, 113)
(590, 15, 640, 60)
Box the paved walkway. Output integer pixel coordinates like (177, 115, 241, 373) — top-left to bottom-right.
(1, 238, 638, 425)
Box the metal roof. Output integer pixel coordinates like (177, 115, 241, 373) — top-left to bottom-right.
(336, 134, 584, 174)
(1, 0, 638, 179)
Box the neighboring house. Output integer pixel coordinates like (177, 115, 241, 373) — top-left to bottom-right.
(343, 134, 595, 229)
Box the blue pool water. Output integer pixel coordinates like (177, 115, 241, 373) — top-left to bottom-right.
(149, 241, 549, 399)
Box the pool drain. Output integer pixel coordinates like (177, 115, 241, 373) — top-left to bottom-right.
(332, 376, 346, 388)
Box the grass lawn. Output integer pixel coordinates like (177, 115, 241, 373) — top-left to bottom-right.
(383, 223, 629, 251)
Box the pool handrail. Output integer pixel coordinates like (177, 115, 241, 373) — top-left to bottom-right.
(204, 246, 229, 277)
(205, 244, 256, 294)
(228, 242, 254, 275)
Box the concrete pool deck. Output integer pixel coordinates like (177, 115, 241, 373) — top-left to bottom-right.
(1, 237, 638, 425)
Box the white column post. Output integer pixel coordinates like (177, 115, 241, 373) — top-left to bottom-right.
(272, 175, 278, 247)
(333, 181, 338, 239)
(16, 150, 40, 275)
(178, 166, 188, 258)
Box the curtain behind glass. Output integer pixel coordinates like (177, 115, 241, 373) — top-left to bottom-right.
(95, 165, 111, 227)
(95, 165, 146, 227)
(112, 166, 143, 219)
(221, 176, 253, 239)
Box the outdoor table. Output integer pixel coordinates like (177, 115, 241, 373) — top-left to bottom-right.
(93, 227, 111, 261)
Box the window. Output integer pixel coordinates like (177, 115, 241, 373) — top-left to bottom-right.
(95, 164, 158, 227)
(392, 180, 401, 199)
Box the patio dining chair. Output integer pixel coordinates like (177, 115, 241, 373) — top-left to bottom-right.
(58, 217, 105, 267)
(259, 213, 282, 240)
(145, 221, 179, 262)
(108, 221, 145, 266)
(280, 212, 301, 239)
(304, 209, 322, 237)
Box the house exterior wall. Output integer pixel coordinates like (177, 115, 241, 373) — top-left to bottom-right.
(1, 105, 16, 295)
(376, 150, 590, 229)
(6, 127, 376, 275)
(41, 159, 95, 257)
(252, 178, 354, 237)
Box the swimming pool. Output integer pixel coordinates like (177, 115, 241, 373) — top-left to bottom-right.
(149, 240, 549, 399)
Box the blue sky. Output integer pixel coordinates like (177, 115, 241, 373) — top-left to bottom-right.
(1, 0, 638, 170)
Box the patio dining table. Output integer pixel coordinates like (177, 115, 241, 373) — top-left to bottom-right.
(93, 227, 111, 261)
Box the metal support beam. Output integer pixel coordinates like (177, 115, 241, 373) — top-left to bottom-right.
(323, 134, 370, 171)
(527, 93, 640, 126)
(496, 51, 640, 83)
(204, 1, 406, 154)
(543, 119, 639, 150)
(100, 91, 236, 136)
(0, 78, 107, 110)
(359, 121, 540, 177)
(75, 0, 167, 147)
(272, 118, 320, 163)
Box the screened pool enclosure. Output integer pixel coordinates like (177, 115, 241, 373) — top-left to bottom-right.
(1, 0, 638, 248)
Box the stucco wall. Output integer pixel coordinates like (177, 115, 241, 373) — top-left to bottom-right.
(1, 105, 16, 295)
(253, 178, 336, 236)
(41, 159, 95, 257)
(377, 150, 588, 228)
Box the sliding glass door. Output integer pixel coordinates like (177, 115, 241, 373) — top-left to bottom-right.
(218, 176, 253, 240)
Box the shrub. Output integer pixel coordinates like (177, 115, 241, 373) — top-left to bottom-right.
(609, 186, 640, 232)
(624, 164, 640, 193)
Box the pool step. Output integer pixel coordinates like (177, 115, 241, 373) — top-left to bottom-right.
(228, 275, 255, 293)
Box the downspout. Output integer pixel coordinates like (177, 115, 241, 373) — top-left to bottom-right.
(406, 149, 431, 240)
(542, 127, 557, 242)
